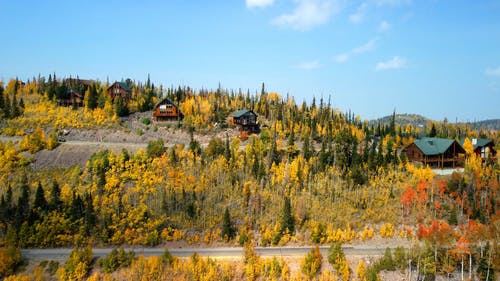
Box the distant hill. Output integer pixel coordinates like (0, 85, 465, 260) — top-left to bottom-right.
(368, 113, 430, 129)
(464, 119, 500, 131)
(369, 114, 500, 131)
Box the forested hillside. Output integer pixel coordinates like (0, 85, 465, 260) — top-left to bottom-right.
(0, 76, 498, 280)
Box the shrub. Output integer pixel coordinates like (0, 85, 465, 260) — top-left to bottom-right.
(301, 246, 322, 278)
(57, 246, 93, 281)
(142, 118, 151, 125)
(98, 247, 135, 273)
(0, 246, 22, 277)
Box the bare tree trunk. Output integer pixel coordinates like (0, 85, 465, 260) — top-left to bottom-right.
(469, 253, 472, 281)
(408, 259, 412, 281)
(461, 255, 464, 281)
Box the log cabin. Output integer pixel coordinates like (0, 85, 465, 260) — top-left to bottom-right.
(152, 97, 184, 121)
(403, 137, 465, 168)
(230, 110, 260, 134)
(57, 90, 84, 107)
(459, 138, 497, 162)
(108, 82, 131, 102)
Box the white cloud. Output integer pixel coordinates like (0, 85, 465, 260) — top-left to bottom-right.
(246, 0, 275, 8)
(375, 0, 411, 7)
(485, 66, 500, 77)
(272, 0, 341, 31)
(335, 39, 376, 63)
(375, 56, 406, 71)
(297, 60, 322, 70)
(349, 1, 368, 24)
(377, 20, 391, 32)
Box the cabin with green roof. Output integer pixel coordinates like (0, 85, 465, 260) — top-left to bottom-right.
(230, 109, 260, 134)
(403, 137, 465, 168)
(108, 81, 132, 102)
(459, 138, 497, 161)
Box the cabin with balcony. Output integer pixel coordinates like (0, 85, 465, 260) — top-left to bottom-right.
(108, 82, 131, 102)
(230, 110, 260, 134)
(153, 97, 184, 121)
(403, 137, 465, 168)
(459, 138, 497, 162)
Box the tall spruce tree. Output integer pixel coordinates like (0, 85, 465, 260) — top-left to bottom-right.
(280, 196, 295, 235)
(221, 207, 235, 241)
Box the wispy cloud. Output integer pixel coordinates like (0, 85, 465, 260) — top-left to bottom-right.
(349, 1, 368, 24)
(297, 60, 322, 70)
(335, 39, 376, 63)
(485, 66, 500, 77)
(246, 0, 275, 8)
(272, 0, 341, 31)
(377, 20, 391, 32)
(375, 0, 412, 7)
(375, 56, 406, 71)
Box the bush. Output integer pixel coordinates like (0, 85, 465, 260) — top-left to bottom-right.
(0, 246, 22, 277)
(327, 242, 345, 265)
(301, 246, 322, 278)
(98, 247, 135, 273)
(147, 138, 166, 158)
(142, 118, 151, 126)
(57, 246, 93, 281)
(161, 249, 175, 266)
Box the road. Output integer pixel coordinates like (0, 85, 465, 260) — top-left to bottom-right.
(21, 245, 401, 262)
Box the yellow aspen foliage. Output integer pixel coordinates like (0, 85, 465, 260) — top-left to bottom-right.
(359, 226, 374, 241)
(46, 131, 60, 150)
(336, 256, 351, 281)
(3, 275, 30, 281)
(356, 260, 367, 281)
(19, 126, 46, 153)
(462, 137, 474, 156)
(380, 223, 394, 238)
(406, 163, 434, 182)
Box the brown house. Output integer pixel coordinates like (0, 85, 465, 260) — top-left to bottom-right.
(403, 137, 465, 168)
(152, 97, 183, 121)
(108, 82, 132, 101)
(230, 110, 260, 134)
(57, 90, 84, 107)
(459, 138, 497, 162)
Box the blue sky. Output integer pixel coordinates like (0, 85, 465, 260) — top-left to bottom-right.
(1, 0, 499, 121)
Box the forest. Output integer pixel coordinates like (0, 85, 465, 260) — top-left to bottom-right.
(0, 75, 498, 280)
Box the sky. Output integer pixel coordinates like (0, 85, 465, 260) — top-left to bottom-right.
(1, 0, 499, 122)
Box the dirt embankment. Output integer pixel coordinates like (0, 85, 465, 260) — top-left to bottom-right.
(7, 111, 242, 170)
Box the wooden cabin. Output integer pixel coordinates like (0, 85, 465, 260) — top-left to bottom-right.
(459, 138, 497, 162)
(108, 82, 131, 102)
(152, 97, 184, 121)
(57, 90, 84, 107)
(403, 137, 465, 168)
(230, 110, 260, 134)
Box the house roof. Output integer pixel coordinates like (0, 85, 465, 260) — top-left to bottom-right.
(459, 138, 493, 150)
(413, 138, 457, 156)
(153, 97, 179, 110)
(108, 81, 131, 92)
(232, 109, 256, 118)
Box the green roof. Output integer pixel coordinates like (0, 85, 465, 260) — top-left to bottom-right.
(459, 138, 493, 150)
(232, 109, 255, 118)
(118, 82, 131, 92)
(413, 138, 456, 156)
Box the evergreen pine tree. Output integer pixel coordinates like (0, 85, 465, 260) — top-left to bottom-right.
(50, 180, 63, 211)
(221, 207, 235, 241)
(33, 181, 48, 212)
(0, 84, 4, 116)
(280, 196, 295, 235)
(15, 177, 30, 227)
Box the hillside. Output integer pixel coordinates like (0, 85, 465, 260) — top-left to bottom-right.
(368, 113, 430, 129)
